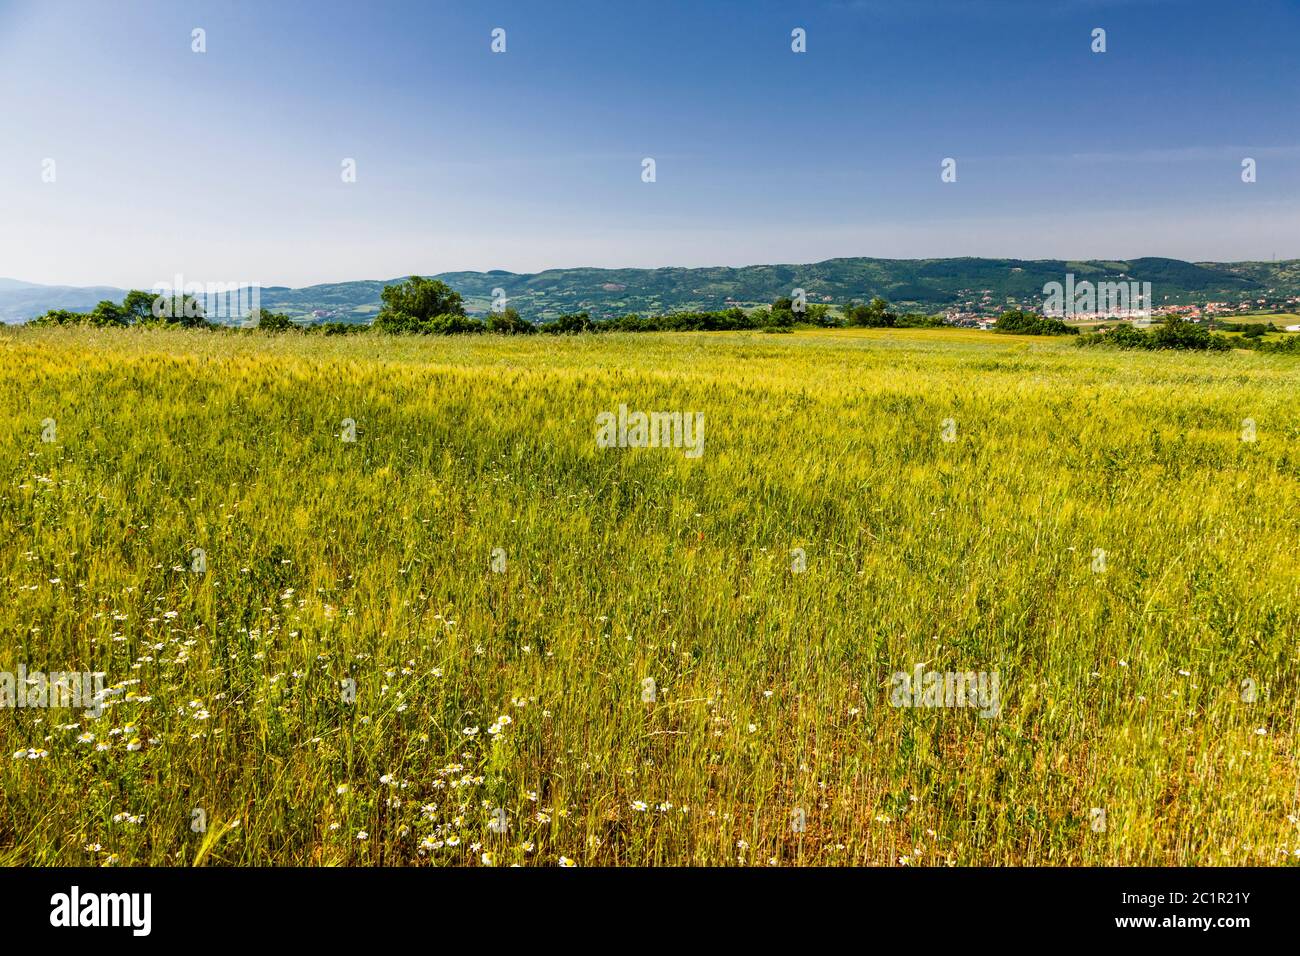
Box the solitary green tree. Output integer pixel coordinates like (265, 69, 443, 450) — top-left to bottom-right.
(374, 276, 465, 333)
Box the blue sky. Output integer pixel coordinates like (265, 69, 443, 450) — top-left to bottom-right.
(1, 0, 1297, 287)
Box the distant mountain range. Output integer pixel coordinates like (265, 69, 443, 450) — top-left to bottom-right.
(0, 280, 144, 323)
(4, 257, 1299, 324)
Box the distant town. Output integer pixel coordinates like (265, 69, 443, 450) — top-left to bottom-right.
(944, 290, 1300, 330)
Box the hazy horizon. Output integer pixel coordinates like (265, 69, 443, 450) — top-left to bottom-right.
(6, 247, 1300, 294)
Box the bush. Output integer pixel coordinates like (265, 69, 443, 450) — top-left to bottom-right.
(1077, 323, 1150, 349)
(993, 309, 1078, 336)
(843, 297, 896, 327)
(896, 312, 946, 328)
(305, 322, 368, 335)
(1150, 316, 1231, 350)
(1077, 317, 1231, 351)
(538, 312, 595, 334)
(803, 303, 837, 327)
(486, 308, 535, 335)
(592, 307, 772, 333)
(30, 309, 91, 327)
(423, 313, 486, 334)
(247, 309, 298, 332)
(1256, 334, 1300, 354)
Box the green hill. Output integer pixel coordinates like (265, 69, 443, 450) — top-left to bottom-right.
(254, 257, 1296, 323)
(5, 257, 1297, 324)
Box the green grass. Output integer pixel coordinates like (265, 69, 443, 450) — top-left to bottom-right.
(1, 325, 1299, 866)
(1229, 312, 1300, 325)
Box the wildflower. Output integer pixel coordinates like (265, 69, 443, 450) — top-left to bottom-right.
(558, 856, 576, 867)
(631, 801, 648, 812)
(356, 831, 368, 841)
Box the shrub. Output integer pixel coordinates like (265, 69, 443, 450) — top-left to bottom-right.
(993, 309, 1078, 336)
(247, 309, 298, 332)
(537, 312, 595, 334)
(1256, 334, 1300, 354)
(1077, 317, 1231, 351)
(486, 308, 535, 335)
(843, 297, 896, 327)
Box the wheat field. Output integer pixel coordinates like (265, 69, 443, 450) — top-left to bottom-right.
(1, 324, 1298, 866)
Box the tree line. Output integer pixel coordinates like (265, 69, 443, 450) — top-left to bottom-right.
(34, 278, 1292, 354)
(30, 277, 948, 335)
(30, 291, 360, 334)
